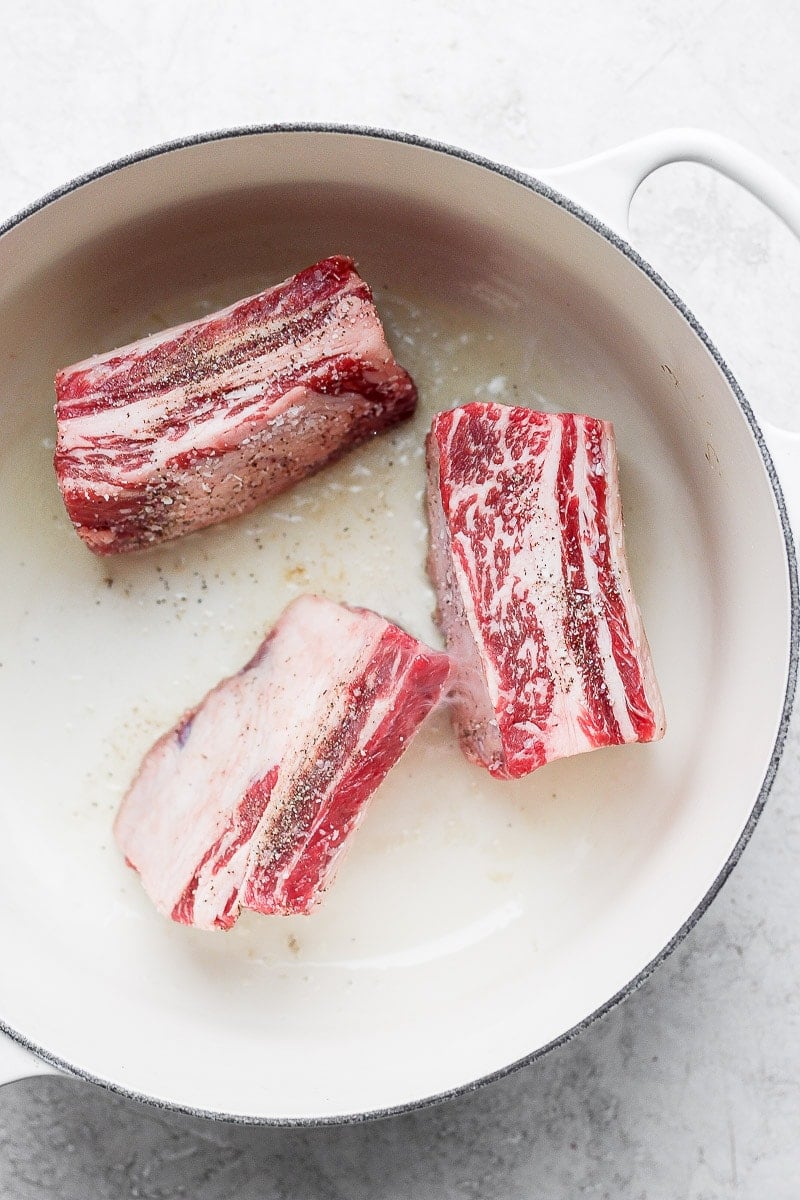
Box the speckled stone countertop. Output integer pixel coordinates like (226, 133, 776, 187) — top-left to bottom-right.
(1, 2, 799, 1196)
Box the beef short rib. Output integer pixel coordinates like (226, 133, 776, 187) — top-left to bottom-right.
(55, 256, 417, 554)
(114, 596, 449, 929)
(426, 402, 665, 779)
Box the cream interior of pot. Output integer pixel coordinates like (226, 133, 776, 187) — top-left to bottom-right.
(0, 132, 790, 1120)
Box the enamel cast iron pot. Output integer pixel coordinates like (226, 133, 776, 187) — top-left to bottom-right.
(0, 126, 797, 1123)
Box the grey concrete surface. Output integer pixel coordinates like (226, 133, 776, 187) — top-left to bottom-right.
(1, 1, 799, 1196)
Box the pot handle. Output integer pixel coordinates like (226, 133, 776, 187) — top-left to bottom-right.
(535, 128, 800, 534)
(0, 1030, 59, 1087)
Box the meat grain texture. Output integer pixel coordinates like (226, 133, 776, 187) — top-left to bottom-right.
(115, 596, 449, 930)
(54, 256, 417, 554)
(426, 402, 665, 779)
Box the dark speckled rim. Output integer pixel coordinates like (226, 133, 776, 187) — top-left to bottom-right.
(1, 123, 797, 1125)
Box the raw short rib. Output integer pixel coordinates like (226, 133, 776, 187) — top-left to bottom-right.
(426, 403, 665, 779)
(114, 596, 449, 929)
(54, 256, 417, 554)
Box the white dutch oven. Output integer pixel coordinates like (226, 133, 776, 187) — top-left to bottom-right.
(0, 126, 797, 1123)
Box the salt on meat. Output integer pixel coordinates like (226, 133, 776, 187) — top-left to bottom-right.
(115, 596, 449, 928)
(55, 256, 417, 553)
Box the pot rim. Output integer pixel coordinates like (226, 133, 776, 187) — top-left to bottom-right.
(0, 121, 796, 1126)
